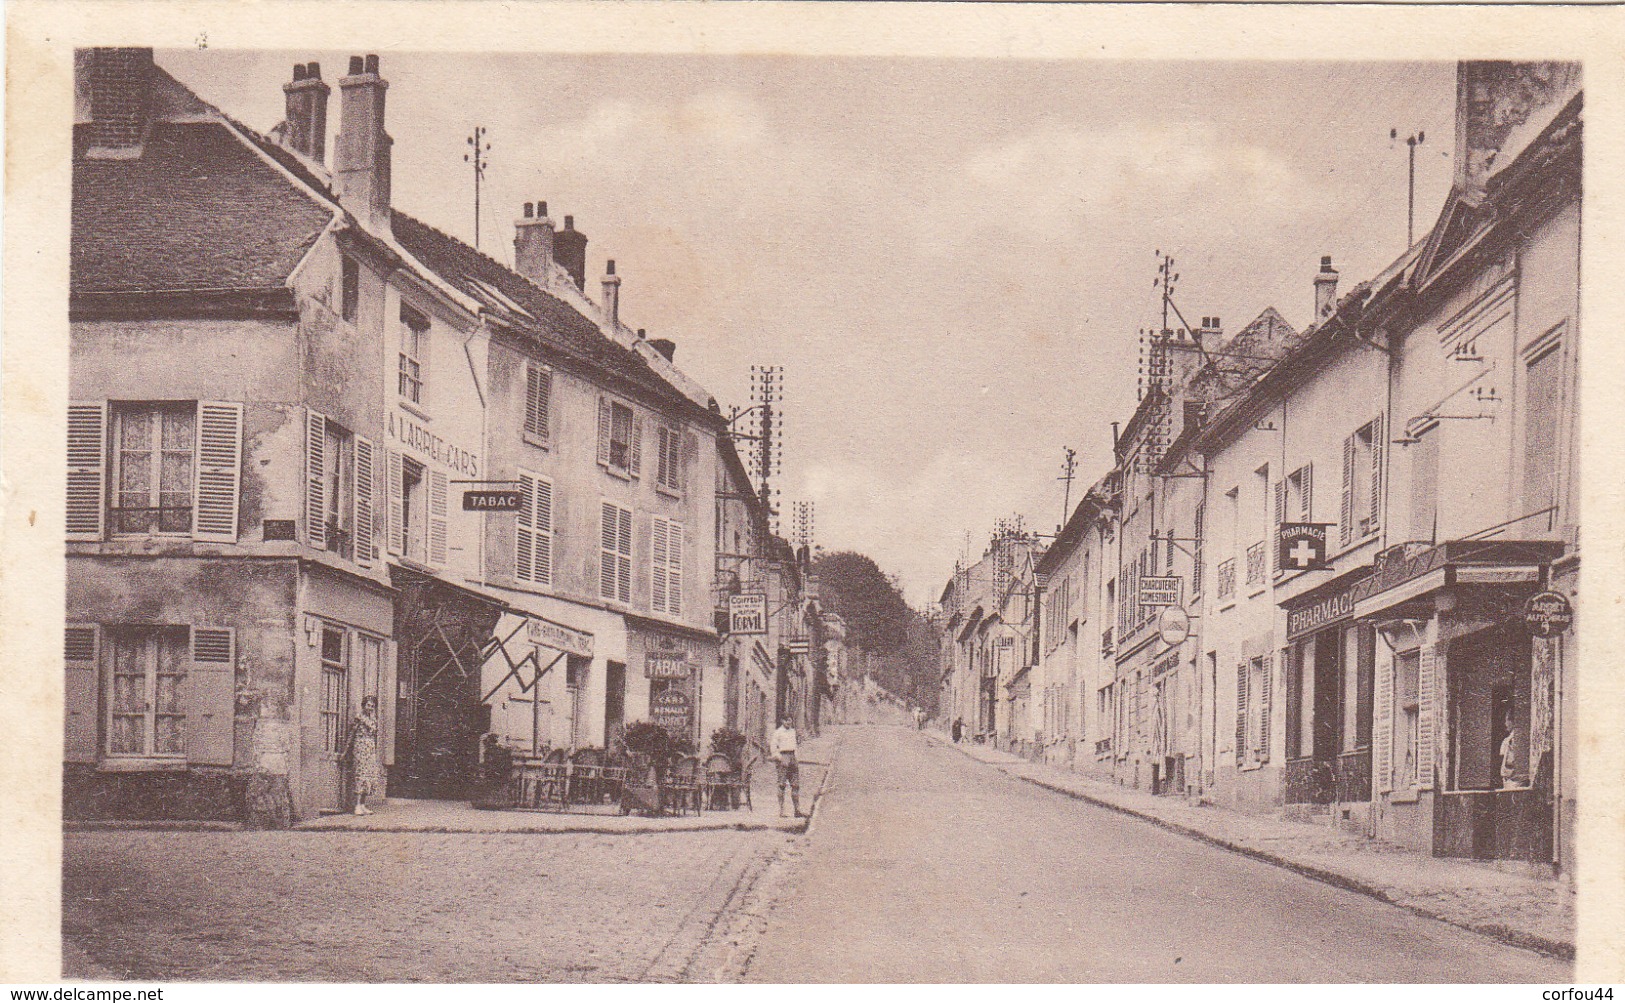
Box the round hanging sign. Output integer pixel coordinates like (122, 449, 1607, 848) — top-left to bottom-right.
(1522, 591, 1572, 638)
(1157, 605, 1191, 646)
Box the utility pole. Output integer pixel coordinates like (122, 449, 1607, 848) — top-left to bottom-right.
(1392, 128, 1425, 248)
(1058, 446, 1078, 525)
(464, 126, 491, 249)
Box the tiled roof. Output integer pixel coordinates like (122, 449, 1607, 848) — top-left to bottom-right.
(71, 120, 332, 294)
(388, 210, 705, 416)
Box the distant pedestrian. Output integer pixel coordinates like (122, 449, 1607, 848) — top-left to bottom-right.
(346, 695, 384, 816)
(951, 717, 964, 743)
(772, 716, 802, 818)
(914, 708, 925, 730)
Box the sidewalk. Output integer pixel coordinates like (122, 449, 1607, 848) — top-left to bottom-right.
(929, 731, 1574, 960)
(67, 733, 837, 837)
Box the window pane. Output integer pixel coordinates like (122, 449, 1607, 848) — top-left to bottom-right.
(161, 407, 195, 451)
(120, 410, 153, 450)
(155, 714, 185, 754)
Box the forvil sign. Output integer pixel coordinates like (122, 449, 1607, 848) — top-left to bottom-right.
(727, 593, 768, 635)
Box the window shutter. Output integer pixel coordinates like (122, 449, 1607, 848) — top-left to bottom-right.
(1339, 434, 1355, 546)
(387, 450, 405, 556)
(1301, 463, 1313, 521)
(1375, 644, 1393, 793)
(526, 365, 552, 440)
(1258, 653, 1275, 762)
(186, 627, 236, 767)
(517, 476, 536, 583)
(428, 469, 448, 566)
(1368, 415, 1383, 533)
(517, 472, 553, 586)
(67, 402, 108, 541)
(1235, 661, 1248, 765)
(617, 506, 633, 604)
(1417, 644, 1436, 789)
(597, 397, 611, 465)
(306, 410, 328, 550)
(669, 521, 683, 615)
(534, 477, 553, 586)
(1273, 479, 1286, 572)
(64, 624, 100, 763)
(600, 502, 619, 601)
(353, 435, 376, 567)
(629, 416, 643, 477)
(193, 402, 244, 543)
(651, 518, 670, 613)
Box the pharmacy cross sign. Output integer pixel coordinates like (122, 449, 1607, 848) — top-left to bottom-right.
(1277, 523, 1335, 572)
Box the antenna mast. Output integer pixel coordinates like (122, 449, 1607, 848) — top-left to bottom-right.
(464, 126, 491, 249)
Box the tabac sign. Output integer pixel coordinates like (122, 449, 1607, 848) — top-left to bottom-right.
(1278, 523, 1335, 572)
(726, 593, 769, 636)
(645, 650, 692, 680)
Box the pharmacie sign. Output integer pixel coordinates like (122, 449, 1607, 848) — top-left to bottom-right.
(1286, 590, 1357, 639)
(1278, 523, 1334, 572)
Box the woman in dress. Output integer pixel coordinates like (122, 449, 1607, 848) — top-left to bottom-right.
(347, 695, 384, 815)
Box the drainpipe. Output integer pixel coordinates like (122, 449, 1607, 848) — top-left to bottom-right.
(465, 320, 489, 586)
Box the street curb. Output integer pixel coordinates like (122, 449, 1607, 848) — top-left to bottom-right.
(68, 817, 800, 836)
(800, 733, 840, 836)
(929, 733, 1574, 962)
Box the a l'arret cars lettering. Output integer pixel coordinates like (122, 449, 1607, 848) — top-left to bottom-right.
(389, 412, 479, 476)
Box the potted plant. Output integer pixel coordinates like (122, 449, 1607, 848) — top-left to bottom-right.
(710, 727, 748, 771)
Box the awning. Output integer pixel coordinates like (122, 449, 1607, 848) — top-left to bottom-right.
(1351, 540, 1563, 620)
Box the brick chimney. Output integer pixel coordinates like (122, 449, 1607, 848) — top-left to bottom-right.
(513, 201, 555, 286)
(281, 62, 330, 162)
(1314, 256, 1339, 322)
(334, 54, 392, 234)
(83, 48, 155, 158)
(553, 215, 588, 290)
(601, 260, 621, 326)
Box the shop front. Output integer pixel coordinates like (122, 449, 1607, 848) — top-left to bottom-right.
(1353, 540, 1565, 863)
(389, 566, 508, 799)
(481, 610, 595, 756)
(628, 619, 720, 753)
(1281, 567, 1375, 826)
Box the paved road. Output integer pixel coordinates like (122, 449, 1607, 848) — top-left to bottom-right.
(747, 725, 1570, 982)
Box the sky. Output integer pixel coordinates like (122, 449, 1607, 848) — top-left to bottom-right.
(157, 51, 1458, 606)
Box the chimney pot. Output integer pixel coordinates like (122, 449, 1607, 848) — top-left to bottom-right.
(637, 328, 647, 340)
(293, 63, 307, 81)
(84, 48, 156, 154)
(552, 216, 588, 289)
(606, 259, 616, 276)
(1314, 256, 1340, 319)
(307, 62, 321, 78)
(335, 53, 392, 233)
(523, 202, 533, 218)
(538, 201, 547, 217)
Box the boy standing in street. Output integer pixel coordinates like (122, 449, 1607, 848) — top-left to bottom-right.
(772, 716, 802, 818)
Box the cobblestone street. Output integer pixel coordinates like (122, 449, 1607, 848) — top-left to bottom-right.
(64, 828, 793, 982)
(63, 723, 1574, 982)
